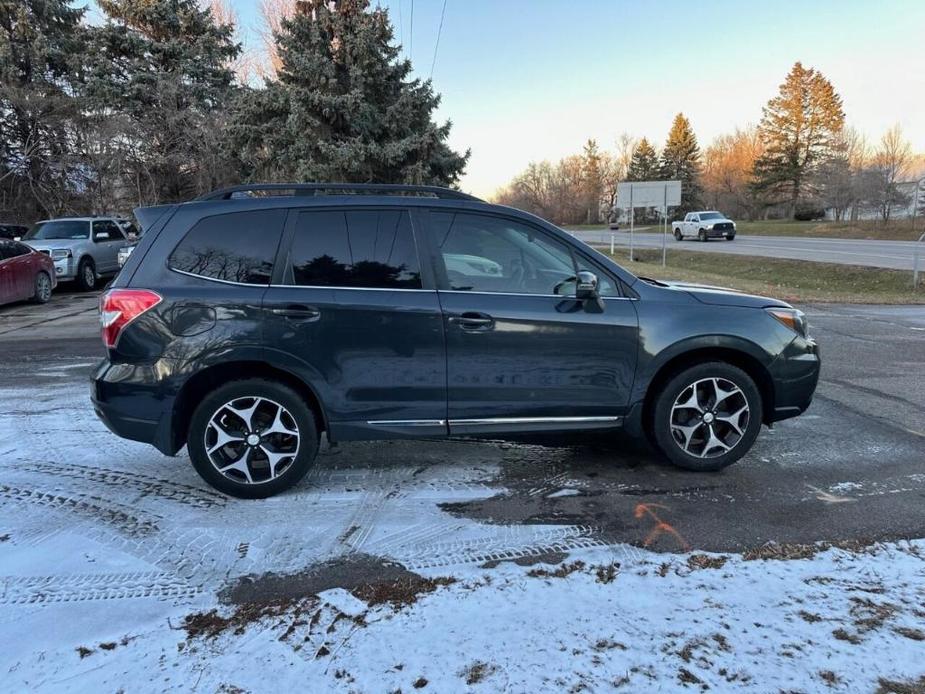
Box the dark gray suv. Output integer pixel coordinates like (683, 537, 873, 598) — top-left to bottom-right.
(92, 184, 819, 498)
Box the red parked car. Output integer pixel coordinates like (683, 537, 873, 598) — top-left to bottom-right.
(0, 239, 56, 306)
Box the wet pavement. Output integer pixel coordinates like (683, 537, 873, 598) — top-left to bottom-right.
(0, 296, 923, 603)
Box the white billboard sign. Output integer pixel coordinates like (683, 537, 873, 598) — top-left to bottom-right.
(617, 180, 681, 210)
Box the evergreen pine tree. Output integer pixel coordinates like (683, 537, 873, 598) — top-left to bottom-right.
(87, 0, 241, 203)
(659, 113, 702, 215)
(626, 138, 659, 181)
(0, 0, 88, 218)
(752, 62, 845, 218)
(581, 139, 604, 224)
(230, 0, 468, 186)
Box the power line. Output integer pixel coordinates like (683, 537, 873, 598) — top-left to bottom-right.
(398, 0, 403, 54)
(409, 0, 414, 60)
(430, 0, 447, 79)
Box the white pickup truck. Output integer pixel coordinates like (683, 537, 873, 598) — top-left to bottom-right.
(672, 211, 736, 242)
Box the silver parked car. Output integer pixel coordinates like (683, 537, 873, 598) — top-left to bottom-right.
(21, 217, 132, 291)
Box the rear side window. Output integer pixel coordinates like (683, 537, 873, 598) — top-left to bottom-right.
(288, 209, 422, 289)
(169, 209, 286, 285)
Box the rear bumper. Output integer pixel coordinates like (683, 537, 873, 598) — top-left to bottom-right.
(91, 359, 180, 455)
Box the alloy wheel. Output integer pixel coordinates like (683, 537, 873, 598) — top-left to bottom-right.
(84, 264, 95, 288)
(669, 377, 749, 458)
(37, 273, 51, 301)
(204, 396, 300, 485)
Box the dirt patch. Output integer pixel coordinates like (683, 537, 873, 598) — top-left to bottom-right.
(527, 560, 585, 579)
(481, 550, 568, 569)
(820, 670, 839, 686)
(798, 610, 824, 623)
(220, 553, 429, 605)
(687, 554, 728, 570)
(353, 575, 456, 609)
(850, 597, 898, 633)
(876, 676, 925, 694)
(461, 661, 495, 685)
(894, 627, 925, 641)
(183, 598, 316, 640)
(832, 628, 861, 645)
(742, 539, 875, 561)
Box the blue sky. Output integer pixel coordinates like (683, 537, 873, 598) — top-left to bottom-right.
(98, 0, 925, 197)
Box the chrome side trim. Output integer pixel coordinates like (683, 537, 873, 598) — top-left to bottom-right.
(271, 284, 432, 292)
(438, 289, 634, 300)
(449, 416, 622, 426)
(367, 419, 447, 427)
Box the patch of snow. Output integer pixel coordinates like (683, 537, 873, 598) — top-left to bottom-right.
(546, 488, 581, 498)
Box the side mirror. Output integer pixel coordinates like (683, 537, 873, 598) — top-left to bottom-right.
(575, 271, 599, 300)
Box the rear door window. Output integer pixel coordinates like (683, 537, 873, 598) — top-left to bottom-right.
(168, 209, 286, 285)
(287, 209, 422, 289)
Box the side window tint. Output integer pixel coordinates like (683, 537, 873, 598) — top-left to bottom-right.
(289, 209, 422, 289)
(427, 212, 576, 295)
(10, 242, 31, 258)
(169, 209, 286, 285)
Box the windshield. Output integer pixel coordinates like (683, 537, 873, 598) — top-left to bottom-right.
(24, 220, 91, 241)
(699, 212, 724, 220)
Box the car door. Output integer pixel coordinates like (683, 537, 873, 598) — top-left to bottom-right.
(420, 209, 639, 434)
(91, 220, 125, 273)
(7, 242, 35, 300)
(0, 242, 14, 304)
(262, 206, 447, 440)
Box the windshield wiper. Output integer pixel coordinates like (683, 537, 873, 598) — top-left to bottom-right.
(637, 276, 669, 287)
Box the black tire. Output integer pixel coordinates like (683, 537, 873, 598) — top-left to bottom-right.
(725, 235, 735, 241)
(674, 229, 683, 241)
(76, 258, 96, 291)
(188, 379, 319, 498)
(698, 229, 707, 242)
(33, 271, 52, 303)
(652, 362, 763, 472)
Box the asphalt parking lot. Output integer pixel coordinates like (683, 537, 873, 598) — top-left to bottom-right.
(1, 291, 923, 568)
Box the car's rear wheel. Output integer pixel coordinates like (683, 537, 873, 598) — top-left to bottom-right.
(188, 379, 319, 498)
(76, 258, 96, 291)
(652, 362, 763, 472)
(33, 271, 52, 303)
(674, 229, 683, 241)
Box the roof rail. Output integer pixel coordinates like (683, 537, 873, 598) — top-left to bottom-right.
(195, 183, 481, 202)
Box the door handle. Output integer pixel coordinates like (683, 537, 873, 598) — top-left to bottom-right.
(270, 305, 321, 320)
(449, 312, 494, 330)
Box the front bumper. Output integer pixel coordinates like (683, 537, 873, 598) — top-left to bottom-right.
(91, 359, 180, 455)
(768, 335, 820, 422)
(52, 257, 76, 280)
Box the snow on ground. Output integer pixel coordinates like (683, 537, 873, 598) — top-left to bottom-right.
(1, 375, 924, 692)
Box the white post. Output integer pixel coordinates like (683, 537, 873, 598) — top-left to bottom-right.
(629, 184, 635, 262)
(610, 233, 615, 255)
(913, 179, 923, 289)
(662, 185, 668, 267)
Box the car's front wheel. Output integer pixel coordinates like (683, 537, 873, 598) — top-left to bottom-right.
(188, 379, 319, 498)
(674, 229, 683, 241)
(76, 258, 96, 291)
(698, 229, 708, 242)
(33, 271, 52, 303)
(652, 362, 763, 472)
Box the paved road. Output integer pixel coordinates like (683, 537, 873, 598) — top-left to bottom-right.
(1, 294, 923, 555)
(570, 228, 924, 271)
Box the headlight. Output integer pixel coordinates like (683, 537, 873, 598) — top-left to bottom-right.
(51, 249, 72, 260)
(767, 308, 808, 337)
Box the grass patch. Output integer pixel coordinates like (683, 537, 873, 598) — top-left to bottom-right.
(610, 249, 924, 304)
(734, 219, 921, 241)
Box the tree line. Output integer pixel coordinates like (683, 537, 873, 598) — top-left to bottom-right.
(0, 0, 468, 224)
(496, 62, 923, 225)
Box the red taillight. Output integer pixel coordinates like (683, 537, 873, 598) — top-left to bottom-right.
(100, 289, 162, 348)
